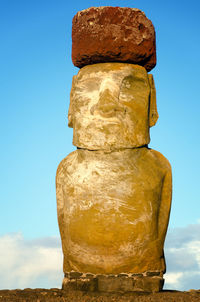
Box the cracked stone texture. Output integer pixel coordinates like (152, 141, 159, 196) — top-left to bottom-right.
(69, 63, 158, 150)
(72, 7, 156, 71)
(0, 289, 200, 302)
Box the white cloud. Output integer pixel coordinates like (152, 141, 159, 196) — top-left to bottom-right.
(0, 233, 63, 289)
(1, 223, 200, 291)
(164, 272, 184, 288)
(164, 222, 200, 290)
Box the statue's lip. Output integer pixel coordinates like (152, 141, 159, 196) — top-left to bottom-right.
(76, 115, 123, 124)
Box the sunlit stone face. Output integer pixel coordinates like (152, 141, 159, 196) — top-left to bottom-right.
(69, 63, 152, 150)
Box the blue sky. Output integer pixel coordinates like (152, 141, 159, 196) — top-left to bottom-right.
(1, 0, 200, 290)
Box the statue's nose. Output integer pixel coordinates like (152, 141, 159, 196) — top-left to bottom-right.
(98, 88, 118, 114)
(91, 79, 121, 117)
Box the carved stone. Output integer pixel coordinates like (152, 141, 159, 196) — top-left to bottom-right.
(72, 7, 156, 71)
(68, 63, 158, 150)
(57, 148, 172, 275)
(62, 272, 164, 293)
(56, 7, 172, 293)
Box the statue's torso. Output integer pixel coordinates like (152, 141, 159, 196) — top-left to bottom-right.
(56, 147, 170, 274)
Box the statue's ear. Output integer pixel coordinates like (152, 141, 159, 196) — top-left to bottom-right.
(68, 75, 77, 128)
(148, 74, 159, 127)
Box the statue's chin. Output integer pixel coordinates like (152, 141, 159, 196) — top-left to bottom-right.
(73, 123, 149, 150)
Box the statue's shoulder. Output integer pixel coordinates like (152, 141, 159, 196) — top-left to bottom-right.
(147, 148, 172, 173)
(56, 150, 78, 184)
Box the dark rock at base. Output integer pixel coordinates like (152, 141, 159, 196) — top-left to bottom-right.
(62, 272, 164, 293)
(69, 271, 83, 279)
(146, 271, 162, 277)
(72, 7, 156, 72)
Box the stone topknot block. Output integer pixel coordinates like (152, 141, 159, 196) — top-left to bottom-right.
(72, 6, 156, 72)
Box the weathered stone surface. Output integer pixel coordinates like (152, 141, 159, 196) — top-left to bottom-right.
(56, 147, 172, 275)
(72, 7, 156, 72)
(146, 271, 161, 277)
(62, 273, 163, 293)
(69, 271, 83, 278)
(133, 277, 164, 293)
(1, 288, 200, 302)
(57, 8, 171, 292)
(68, 63, 158, 150)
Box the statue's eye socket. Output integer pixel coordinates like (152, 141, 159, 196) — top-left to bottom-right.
(120, 75, 134, 91)
(123, 81, 131, 89)
(120, 75, 147, 92)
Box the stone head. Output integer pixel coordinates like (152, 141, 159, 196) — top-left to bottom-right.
(68, 63, 158, 150)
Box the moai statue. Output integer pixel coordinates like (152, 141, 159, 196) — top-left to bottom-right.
(56, 7, 172, 293)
